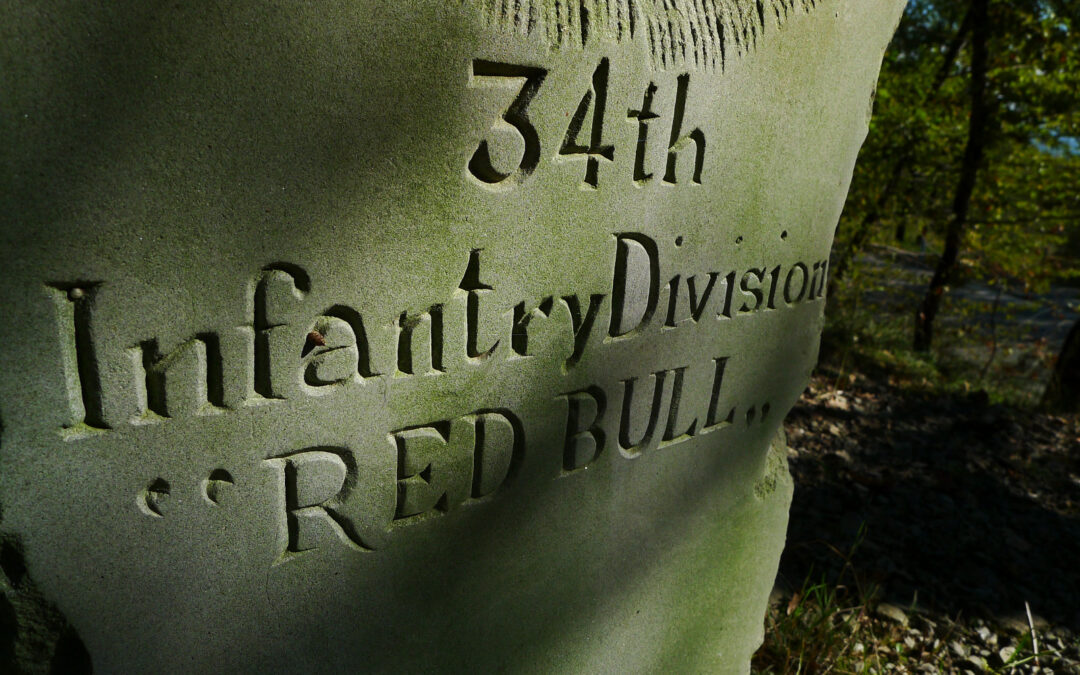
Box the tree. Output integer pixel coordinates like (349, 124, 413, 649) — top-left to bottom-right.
(831, 5, 973, 285)
(913, 0, 990, 352)
(831, 0, 1080, 354)
(1044, 316, 1080, 411)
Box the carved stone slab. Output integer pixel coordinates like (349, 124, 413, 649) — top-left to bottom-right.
(0, 1, 904, 671)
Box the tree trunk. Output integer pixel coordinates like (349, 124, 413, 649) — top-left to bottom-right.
(832, 155, 909, 284)
(1043, 316, 1080, 411)
(913, 0, 989, 352)
(831, 7, 973, 287)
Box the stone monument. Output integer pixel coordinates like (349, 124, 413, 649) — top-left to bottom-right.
(0, 1, 904, 671)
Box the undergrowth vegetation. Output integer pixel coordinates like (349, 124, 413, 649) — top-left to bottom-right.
(820, 247, 1067, 408)
(752, 527, 1058, 674)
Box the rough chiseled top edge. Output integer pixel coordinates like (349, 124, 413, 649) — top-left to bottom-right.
(464, 0, 828, 71)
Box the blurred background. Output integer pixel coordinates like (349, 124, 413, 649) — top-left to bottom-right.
(754, 1, 1080, 672)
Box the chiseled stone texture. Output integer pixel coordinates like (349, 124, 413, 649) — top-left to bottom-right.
(0, 1, 904, 672)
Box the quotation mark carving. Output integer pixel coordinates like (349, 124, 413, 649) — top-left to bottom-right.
(137, 470, 235, 517)
(138, 478, 170, 518)
(745, 403, 772, 426)
(202, 468, 235, 505)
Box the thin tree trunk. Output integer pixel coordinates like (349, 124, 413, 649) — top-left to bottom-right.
(913, 0, 990, 352)
(831, 7, 973, 286)
(1043, 315, 1080, 411)
(832, 154, 909, 284)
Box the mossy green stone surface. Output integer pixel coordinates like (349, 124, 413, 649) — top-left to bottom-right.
(0, 1, 903, 672)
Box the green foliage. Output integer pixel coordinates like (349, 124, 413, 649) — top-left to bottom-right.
(835, 0, 1080, 295)
(753, 578, 888, 675)
(821, 257, 1057, 406)
(753, 524, 1066, 673)
(755, 569, 1064, 674)
(753, 529, 893, 675)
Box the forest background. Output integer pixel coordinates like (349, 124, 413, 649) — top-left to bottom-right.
(754, 0, 1080, 671)
(829, 0, 1080, 407)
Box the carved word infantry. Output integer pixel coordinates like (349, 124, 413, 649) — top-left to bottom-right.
(51, 232, 828, 438)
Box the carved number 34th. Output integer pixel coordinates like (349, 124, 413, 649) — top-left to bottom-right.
(468, 58, 706, 190)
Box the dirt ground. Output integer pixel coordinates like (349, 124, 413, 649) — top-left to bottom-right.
(773, 365, 1080, 672)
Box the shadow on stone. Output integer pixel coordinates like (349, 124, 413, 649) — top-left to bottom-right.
(0, 534, 92, 674)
